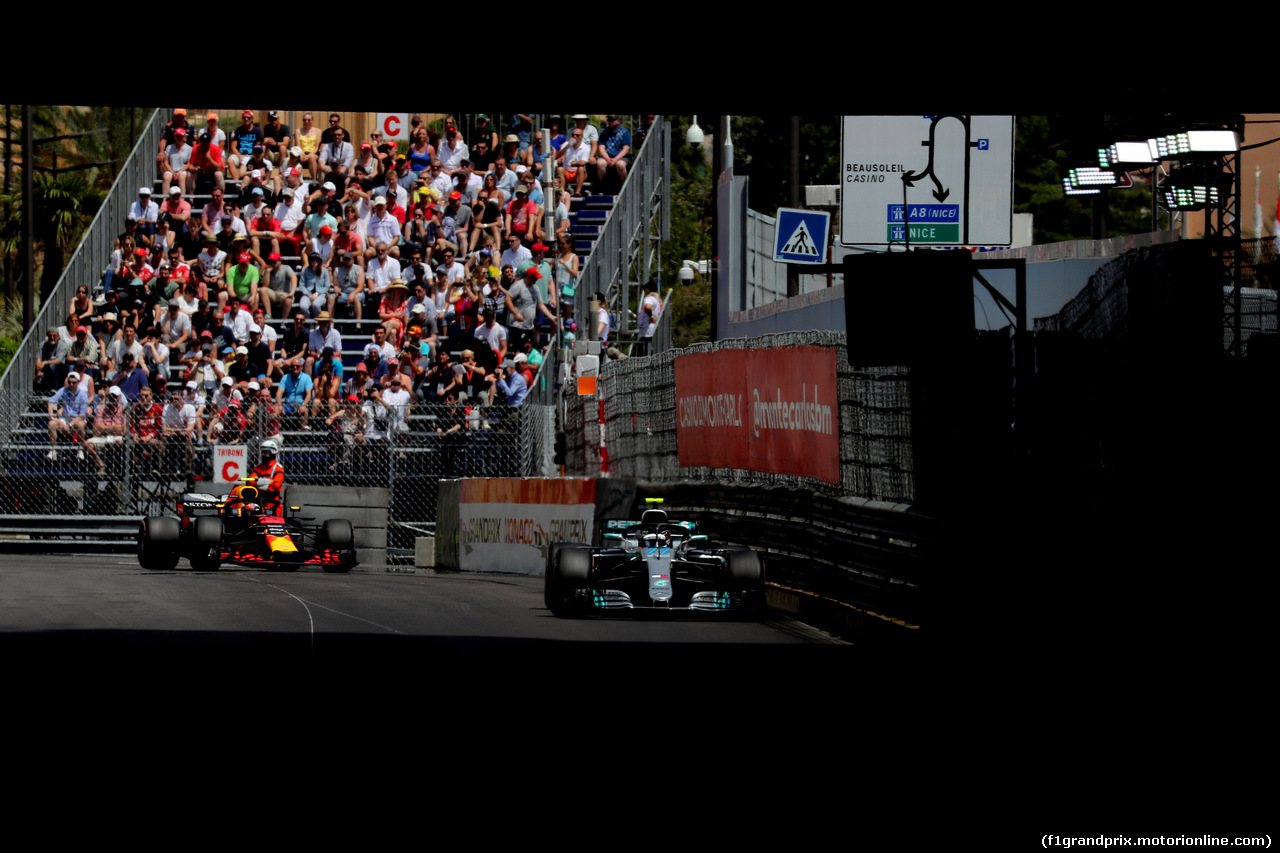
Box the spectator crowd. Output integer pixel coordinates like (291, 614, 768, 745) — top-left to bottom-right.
(33, 110, 649, 478)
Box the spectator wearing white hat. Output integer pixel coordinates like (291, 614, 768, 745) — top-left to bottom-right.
(46, 371, 90, 460)
(365, 196, 402, 259)
(84, 386, 127, 474)
(130, 187, 160, 245)
(161, 389, 199, 472)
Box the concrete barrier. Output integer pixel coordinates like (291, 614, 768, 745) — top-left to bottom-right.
(285, 485, 389, 571)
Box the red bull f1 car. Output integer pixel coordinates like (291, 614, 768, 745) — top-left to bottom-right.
(544, 506, 765, 617)
(137, 480, 357, 573)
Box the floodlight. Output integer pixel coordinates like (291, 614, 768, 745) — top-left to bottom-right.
(1150, 129, 1240, 158)
(1062, 177, 1100, 196)
(1067, 166, 1119, 188)
(1099, 140, 1156, 168)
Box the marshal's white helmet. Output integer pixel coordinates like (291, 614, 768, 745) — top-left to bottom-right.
(261, 439, 279, 458)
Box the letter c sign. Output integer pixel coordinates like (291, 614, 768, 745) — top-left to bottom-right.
(378, 113, 408, 142)
(214, 445, 245, 485)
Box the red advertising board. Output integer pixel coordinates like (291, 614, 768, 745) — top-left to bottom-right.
(675, 346, 840, 485)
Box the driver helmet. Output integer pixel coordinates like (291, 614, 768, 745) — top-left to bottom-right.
(244, 502, 260, 514)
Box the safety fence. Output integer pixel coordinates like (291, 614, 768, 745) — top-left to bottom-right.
(1034, 238, 1278, 357)
(0, 384, 550, 559)
(562, 329, 915, 504)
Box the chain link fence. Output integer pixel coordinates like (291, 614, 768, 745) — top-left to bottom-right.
(0, 382, 549, 555)
(562, 330, 916, 504)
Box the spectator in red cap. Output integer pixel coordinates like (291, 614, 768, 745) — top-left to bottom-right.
(312, 223, 336, 267)
(249, 204, 284, 264)
(228, 110, 264, 182)
(518, 243, 555, 309)
(505, 265, 556, 353)
(260, 252, 296, 319)
(207, 394, 247, 445)
(158, 108, 190, 176)
(161, 129, 193, 197)
(223, 251, 260, 312)
(189, 130, 225, 193)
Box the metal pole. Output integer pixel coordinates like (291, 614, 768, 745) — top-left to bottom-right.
(787, 115, 799, 298)
(4, 104, 11, 303)
(23, 104, 33, 336)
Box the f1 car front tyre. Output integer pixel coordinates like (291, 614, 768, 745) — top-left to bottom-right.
(138, 517, 181, 571)
(189, 516, 224, 572)
(545, 546, 590, 618)
(728, 550, 767, 617)
(318, 519, 355, 573)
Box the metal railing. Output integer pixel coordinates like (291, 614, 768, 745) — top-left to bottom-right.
(0, 381, 550, 550)
(529, 117, 670, 407)
(572, 117, 669, 352)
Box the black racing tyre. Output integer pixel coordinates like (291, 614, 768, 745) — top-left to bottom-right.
(319, 518, 355, 573)
(546, 542, 587, 577)
(138, 517, 181, 571)
(319, 518, 354, 549)
(727, 549, 762, 583)
(728, 550, 766, 617)
(189, 516, 224, 572)
(545, 546, 590, 618)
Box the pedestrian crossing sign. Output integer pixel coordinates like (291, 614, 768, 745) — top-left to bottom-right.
(773, 208, 830, 265)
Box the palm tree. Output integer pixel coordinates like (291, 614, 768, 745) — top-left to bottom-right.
(0, 104, 142, 307)
(0, 170, 105, 307)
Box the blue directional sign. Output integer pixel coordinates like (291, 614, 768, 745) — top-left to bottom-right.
(773, 207, 830, 265)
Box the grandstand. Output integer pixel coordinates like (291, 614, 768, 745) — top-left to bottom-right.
(0, 110, 671, 553)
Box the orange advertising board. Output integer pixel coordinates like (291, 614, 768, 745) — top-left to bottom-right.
(675, 346, 840, 485)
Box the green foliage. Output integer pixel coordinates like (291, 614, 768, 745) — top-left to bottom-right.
(659, 116, 841, 347)
(0, 170, 104, 303)
(0, 105, 132, 307)
(729, 115, 841, 215)
(0, 332, 17, 377)
(660, 116, 715, 348)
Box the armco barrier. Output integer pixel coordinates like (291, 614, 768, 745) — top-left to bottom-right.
(636, 480, 930, 634)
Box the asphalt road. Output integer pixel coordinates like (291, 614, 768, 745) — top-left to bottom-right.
(0, 553, 860, 710)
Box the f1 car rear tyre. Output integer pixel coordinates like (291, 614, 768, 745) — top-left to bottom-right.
(319, 518, 355, 573)
(189, 516, 224, 571)
(545, 546, 590, 618)
(138, 517, 181, 571)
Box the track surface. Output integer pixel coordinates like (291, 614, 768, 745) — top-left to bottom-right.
(0, 553, 863, 710)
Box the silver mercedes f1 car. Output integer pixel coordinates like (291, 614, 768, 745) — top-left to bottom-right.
(544, 505, 765, 617)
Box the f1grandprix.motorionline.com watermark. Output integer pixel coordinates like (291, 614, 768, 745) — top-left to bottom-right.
(1043, 837, 1270, 848)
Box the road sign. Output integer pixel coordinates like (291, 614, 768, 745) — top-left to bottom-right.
(840, 116, 1013, 247)
(377, 113, 409, 141)
(773, 207, 830, 264)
